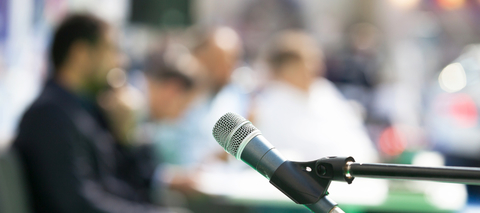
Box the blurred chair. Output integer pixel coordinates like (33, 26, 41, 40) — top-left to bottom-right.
(0, 148, 31, 213)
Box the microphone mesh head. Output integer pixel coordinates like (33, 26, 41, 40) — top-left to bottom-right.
(212, 112, 246, 148)
(212, 112, 260, 157)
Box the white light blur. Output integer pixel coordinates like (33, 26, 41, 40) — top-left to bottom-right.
(107, 68, 127, 89)
(438, 63, 467, 93)
(214, 27, 239, 51)
(412, 151, 445, 167)
(389, 0, 420, 10)
(231, 66, 258, 93)
(426, 183, 467, 210)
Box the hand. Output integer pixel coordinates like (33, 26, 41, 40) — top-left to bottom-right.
(98, 85, 145, 144)
(169, 175, 201, 197)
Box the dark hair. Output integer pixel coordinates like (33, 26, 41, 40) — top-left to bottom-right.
(265, 30, 321, 73)
(267, 50, 302, 72)
(144, 48, 196, 90)
(50, 14, 106, 75)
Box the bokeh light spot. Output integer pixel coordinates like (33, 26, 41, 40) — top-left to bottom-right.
(449, 93, 478, 128)
(378, 127, 407, 156)
(438, 63, 466, 93)
(107, 68, 127, 89)
(214, 27, 239, 51)
(389, 0, 420, 10)
(437, 0, 465, 10)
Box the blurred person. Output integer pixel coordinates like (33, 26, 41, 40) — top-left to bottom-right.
(191, 26, 251, 124)
(326, 23, 385, 123)
(144, 46, 200, 122)
(142, 44, 206, 173)
(13, 14, 186, 213)
(252, 30, 378, 162)
(327, 22, 382, 90)
(192, 26, 242, 95)
(238, 0, 305, 62)
(151, 27, 251, 167)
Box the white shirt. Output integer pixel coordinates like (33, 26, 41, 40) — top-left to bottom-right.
(254, 78, 378, 162)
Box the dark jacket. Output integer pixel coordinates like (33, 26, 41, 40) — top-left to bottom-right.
(13, 80, 167, 213)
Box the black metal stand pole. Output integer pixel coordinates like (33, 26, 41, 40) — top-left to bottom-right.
(311, 156, 480, 213)
(347, 162, 480, 185)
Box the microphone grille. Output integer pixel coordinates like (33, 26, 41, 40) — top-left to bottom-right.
(212, 112, 246, 148)
(212, 112, 260, 158)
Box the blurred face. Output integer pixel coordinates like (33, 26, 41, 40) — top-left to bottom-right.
(196, 28, 241, 90)
(299, 44, 323, 79)
(274, 32, 324, 92)
(275, 47, 322, 92)
(84, 28, 119, 95)
(196, 43, 238, 89)
(146, 78, 193, 120)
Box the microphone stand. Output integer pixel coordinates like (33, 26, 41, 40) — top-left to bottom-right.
(304, 156, 480, 213)
(346, 162, 480, 185)
(316, 156, 480, 186)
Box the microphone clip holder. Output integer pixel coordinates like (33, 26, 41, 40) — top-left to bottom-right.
(315, 156, 356, 184)
(269, 156, 355, 205)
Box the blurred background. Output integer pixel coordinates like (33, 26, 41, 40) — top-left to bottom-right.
(2, 0, 480, 212)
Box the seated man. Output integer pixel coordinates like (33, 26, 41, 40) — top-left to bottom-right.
(143, 44, 202, 166)
(13, 14, 183, 213)
(151, 27, 249, 167)
(252, 30, 378, 162)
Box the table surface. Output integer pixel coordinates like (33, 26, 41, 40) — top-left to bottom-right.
(196, 167, 468, 213)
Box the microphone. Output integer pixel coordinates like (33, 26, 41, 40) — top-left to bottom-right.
(212, 112, 345, 213)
